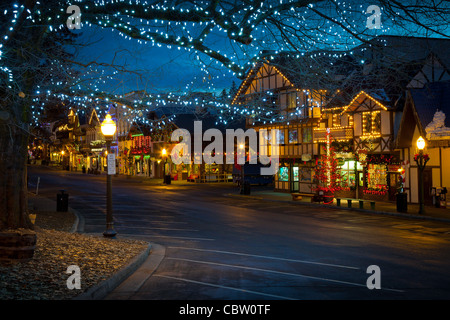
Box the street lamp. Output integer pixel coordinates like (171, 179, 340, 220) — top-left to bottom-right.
(101, 113, 117, 238)
(415, 136, 429, 214)
(60, 150, 65, 168)
(162, 148, 167, 183)
(239, 143, 246, 194)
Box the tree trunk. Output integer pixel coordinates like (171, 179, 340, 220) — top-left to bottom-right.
(0, 120, 33, 231)
(0, 117, 36, 262)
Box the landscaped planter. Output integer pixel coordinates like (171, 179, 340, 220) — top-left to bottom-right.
(323, 191, 334, 204)
(0, 229, 37, 263)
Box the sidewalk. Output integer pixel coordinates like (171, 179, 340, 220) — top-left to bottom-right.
(228, 189, 450, 224)
(38, 164, 213, 186)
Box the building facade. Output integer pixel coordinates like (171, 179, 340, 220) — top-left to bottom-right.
(232, 36, 450, 203)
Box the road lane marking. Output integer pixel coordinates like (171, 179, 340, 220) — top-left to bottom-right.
(117, 234, 215, 241)
(114, 226, 198, 231)
(115, 219, 188, 224)
(152, 274, 296, 300)
(168, 246, 360, 270)
(166, 257, 405, 293)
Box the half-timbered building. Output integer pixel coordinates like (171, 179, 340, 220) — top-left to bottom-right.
(233, 35, 450, 203)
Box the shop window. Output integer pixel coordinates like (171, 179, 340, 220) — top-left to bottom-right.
(299, 167, 312, 182)
(278, 167, 289, 181)
(339, 160, 362, 188)
(367, 163, 387, 189)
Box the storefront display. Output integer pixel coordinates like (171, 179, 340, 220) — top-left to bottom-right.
(278, 166, 289, 181)
(339, 160, 362, 188)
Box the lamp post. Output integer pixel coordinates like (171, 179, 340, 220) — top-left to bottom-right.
(60, 150, 65, 167)
(101, 113, 117, 238)
(239, 143, 246, 194)
(162, 148, 167, 183)
(415, 136, 429, 214)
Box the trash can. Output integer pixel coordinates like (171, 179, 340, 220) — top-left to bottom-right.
(164, 174, 171, 184)
(396, 192, 407, 213)
(57, 190, 69, 212)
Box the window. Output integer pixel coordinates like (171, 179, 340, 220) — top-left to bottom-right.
(289, 129, 298, 143)
(278, 130, 285, 144)
(363, 112, 372, 134)
(362, 111, 381, 135)
(372, 111, 381, 134)
(278, 167, 289, 181)
(287, 92, 297, 109)
(339, 160, 362, 188)
(299, 167, 312, 182)
(302, 127, 312, 143)
(367, 163, 387, 189)
(333, 114, 341, 127)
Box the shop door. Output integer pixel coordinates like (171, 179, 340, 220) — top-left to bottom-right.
(356, 170, 364, 199)
(389, 173, 400, 201)
(291, 166, 299, 192)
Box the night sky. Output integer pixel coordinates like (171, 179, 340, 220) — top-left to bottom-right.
(62, 0, 449, 100)
(71, 25, 240, 96)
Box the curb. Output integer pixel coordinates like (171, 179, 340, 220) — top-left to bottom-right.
(224, 193, 450, 224)
(73, 243, 152, 300)
(67, 202, 155, 300)
(104, 243, 166, 300)
(27, 193, 156, 301)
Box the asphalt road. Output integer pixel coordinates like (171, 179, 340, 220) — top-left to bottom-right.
(28, 165, 450, 300)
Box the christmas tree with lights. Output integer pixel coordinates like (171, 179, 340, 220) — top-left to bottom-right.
(314, 129, 343, 203)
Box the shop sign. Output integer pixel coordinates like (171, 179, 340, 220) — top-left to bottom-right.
(301, 153, 311, 162)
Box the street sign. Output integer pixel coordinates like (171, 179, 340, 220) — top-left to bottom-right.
(107, 153, 116, 175)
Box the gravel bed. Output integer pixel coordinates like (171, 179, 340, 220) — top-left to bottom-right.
(0, 210, 149, 300)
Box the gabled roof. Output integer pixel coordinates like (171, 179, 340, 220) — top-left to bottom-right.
(88, 108, 100, 126)
(232, 51, 356, 104)
(338, 90, 391, 114)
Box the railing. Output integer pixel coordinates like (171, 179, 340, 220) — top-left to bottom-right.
(313, 126, 353, 142)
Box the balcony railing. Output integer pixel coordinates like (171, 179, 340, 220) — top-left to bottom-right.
(313, 126, 353, 143)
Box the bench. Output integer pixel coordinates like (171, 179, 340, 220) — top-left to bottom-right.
(336, 198, 375, 210)
(291, 193, 314, 201)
